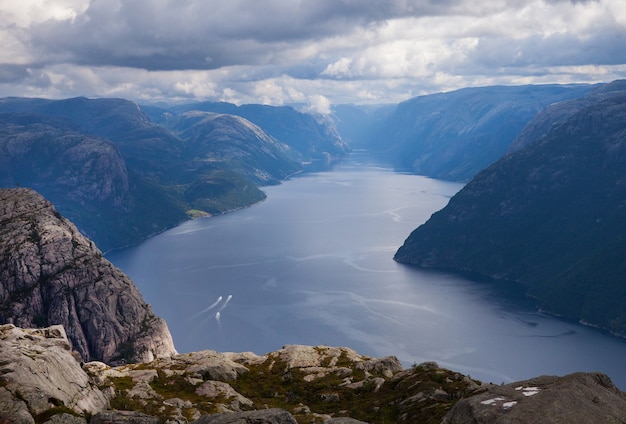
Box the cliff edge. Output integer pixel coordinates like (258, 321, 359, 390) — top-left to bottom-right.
(2, 327, 624, 423)
(0, 187, 177, 363)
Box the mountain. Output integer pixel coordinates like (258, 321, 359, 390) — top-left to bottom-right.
(166, 101, 350, 163)
(0, 112, 189, 251)
(1, 97, 186, 181)
(0, 96, 339, 250)
(394, 80, 626, 335)
(369, 84, 593, 181)
(0, 188, 177, 363)
(165, 111, 302, 185)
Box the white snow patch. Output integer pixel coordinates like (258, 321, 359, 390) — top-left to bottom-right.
(481, 397, 506, 405)
(515, 386, 541, 397)
(502, 401, 517, 408)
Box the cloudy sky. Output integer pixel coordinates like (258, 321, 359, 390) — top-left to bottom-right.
(1, 0, 625, 112)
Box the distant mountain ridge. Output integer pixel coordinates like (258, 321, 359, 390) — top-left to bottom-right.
(161, 101, 350, 163)
(165, 111, 302, 185)
(360, 84, 593, 181)
(394, 80, 626, 336)
(0, 96, 347, 251)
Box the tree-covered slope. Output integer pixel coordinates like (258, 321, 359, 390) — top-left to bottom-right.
(394, 80, 626, 335)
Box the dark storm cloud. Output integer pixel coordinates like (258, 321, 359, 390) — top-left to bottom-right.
(466, 28, 626, 72)
(0, 64, 31, 83)
(27, 0, 528, 71)
(1, 0, 625, 104)
(0, 64, 54, 91)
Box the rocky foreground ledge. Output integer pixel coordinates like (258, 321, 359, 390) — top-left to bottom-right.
(2, 324, 626, 424)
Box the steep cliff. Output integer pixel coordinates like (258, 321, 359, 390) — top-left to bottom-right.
(0, 114, 188, 251)
(394, 80, 626, 335)
(0, 188, 177, 363)
(370, 84, 592, 181)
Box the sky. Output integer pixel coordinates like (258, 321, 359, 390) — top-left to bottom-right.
(1, 0, 625, 113)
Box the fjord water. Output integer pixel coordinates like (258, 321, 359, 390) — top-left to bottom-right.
(108, 152, 626, 388)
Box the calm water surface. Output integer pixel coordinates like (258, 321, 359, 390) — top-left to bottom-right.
(107, 153, 626, 388)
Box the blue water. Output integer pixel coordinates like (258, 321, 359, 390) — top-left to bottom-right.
(107, 153, 626, 388)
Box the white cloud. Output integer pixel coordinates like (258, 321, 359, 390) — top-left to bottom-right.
(0, 0, 624, 105)
(305, 94, 332, 115)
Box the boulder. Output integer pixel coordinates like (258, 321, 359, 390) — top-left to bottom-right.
(442, 372, 626, 423)
(90, 411, 160, 424)
(149, 350, 250, 381)
(43, 414, 87, 424)
(195, 381, 253, 411)
(0, 324, 108, 419)
(190, 408, 297, 424)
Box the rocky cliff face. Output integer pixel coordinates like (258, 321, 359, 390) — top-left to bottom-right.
(0, 188, 177, 363)
(394, 80, 626, 335)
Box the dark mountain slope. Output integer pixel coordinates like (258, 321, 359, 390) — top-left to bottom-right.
(373, 84, 592, 181)
(166, 111, 302, 185)
(169, 101, 350, 162)
(0, 114, 187, 251)
(394, 80, 626, 335)
(0, 98, 302, 250)
(33, 97, 186, 182)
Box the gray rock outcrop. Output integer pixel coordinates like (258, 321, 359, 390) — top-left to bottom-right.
(0, 188, 177, 363)
(0, 324, 108, 421)
(272, 344, 403, 379)
(190, 408, 297, 424)
(90, 411, 160, 424)
(442, 372, 626, 424)
(3, 327, 624, 424)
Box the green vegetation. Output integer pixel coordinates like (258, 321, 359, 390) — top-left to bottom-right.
(96, 353, 478, 424)
(184, 170, 266, 215)
(229, 355, 473, 424)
